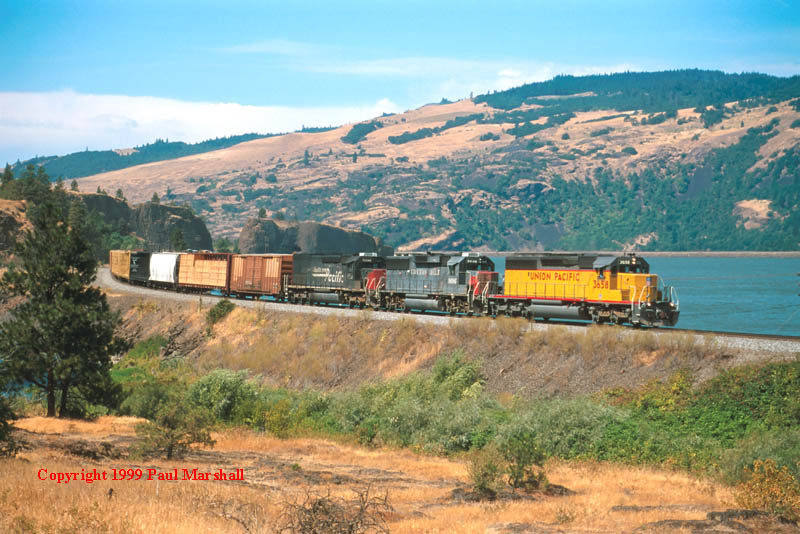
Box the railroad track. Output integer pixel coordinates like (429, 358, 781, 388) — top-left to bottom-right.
(96, 267, 800, 353)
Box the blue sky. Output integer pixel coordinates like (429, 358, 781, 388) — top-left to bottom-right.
(1, 0, 799, 165)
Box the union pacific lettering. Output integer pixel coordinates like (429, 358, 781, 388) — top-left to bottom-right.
(524, 270, 587, 282)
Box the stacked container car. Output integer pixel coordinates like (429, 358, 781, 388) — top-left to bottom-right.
(178, 252, 232, 293)
(109, 250, 131, 280)
(106, 250, 678, 327)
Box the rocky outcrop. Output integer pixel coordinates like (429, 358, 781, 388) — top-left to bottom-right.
(78, 193, 132, 229)
(132, 202, 212, 251)
(238, 218, 392, 255)
(76, 192, 212, 251)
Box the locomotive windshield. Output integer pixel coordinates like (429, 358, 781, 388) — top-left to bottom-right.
(464, 258, 494, 272)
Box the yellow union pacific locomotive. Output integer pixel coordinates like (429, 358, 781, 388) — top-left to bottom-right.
(493, 253, 679, 327)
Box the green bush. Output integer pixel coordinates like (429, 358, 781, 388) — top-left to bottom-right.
(207, 299, 235, 326)
(187, 369, 258, 422)
(721, 429, 800, 483)
(496, 423, 547, 490)
(509, 398, 629, 459)
(467, 445, 504, 498)
(134, 397, 215, 459)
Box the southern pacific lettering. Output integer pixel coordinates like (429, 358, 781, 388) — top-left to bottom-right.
(108, 251, 678, 327)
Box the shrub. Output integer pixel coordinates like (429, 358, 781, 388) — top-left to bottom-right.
(207, 299, 235, 326)
(263, 397, 295, 438)
(509, 398, 629, 459)
(721, 429, 800, 483)
(590, 127, 613, 137)
(134, 396, 215, 459)
(278, 486, 392, 534)
(735, 459, 800, 521)
(187, 369, 258, 422)
(126, 335, 167, 360)
(341, 121, 382, 145)
(496, 423, 547, 490)
(467, 445, 503, 498)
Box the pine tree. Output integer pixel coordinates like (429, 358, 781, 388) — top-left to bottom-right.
(70, 179, 79, 192)
(170, 228, 187, 250)
(1, 164, 13, 187)
(0, 199, 122, 417)
(258, 207, 266, 218)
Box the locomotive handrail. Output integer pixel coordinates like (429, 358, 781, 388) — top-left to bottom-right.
(670, 286, 680, 311)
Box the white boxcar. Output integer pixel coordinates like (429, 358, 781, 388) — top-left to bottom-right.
(149, 253, 180, 285)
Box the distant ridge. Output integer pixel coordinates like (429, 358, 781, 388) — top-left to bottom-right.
(67, 69, 800, 252)
(11, 133, 274, 180)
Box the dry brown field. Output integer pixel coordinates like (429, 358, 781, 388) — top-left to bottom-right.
(4, 416, 751, 534)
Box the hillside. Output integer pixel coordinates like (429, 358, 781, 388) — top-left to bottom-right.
(72, 70, 800, 251)
(11, 134, 273, 180)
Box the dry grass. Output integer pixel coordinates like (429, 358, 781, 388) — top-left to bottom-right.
(4, 417, 735, 534)
(14, 416, 144, 436)
(111, 294, 770, 398)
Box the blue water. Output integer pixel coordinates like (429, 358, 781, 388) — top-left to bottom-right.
(647, 257, 800, 336)
(491, 256, 800, 335)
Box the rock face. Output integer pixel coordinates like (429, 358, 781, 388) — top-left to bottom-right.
(238, 218, 392, 255)
(132, 202, 212, 251)
(0, 199, 29, 253)
(78, 193, 132, 230)
(78, 192, 212, 251)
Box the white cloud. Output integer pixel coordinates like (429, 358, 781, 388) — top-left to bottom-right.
(0, 90, 400, 162)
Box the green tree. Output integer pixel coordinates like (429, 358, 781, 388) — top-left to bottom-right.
(115, 188, 125, 200)
(151, 192, 160, 204)
(0, 164, 51, 202)
(214, 236, 234, 252)
(1, 164, 13, 187)
(70, 179, 79, 192)
(170, 227, 187, 250)
(0, 199, 122, 417)
(0, 374, 18, 456)
(258, 207, 267, 218)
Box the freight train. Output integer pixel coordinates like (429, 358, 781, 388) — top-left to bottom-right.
(109, 250, 679, 327)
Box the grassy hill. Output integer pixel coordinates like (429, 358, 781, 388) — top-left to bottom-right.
(69, 69, 800, 251)
(12, 134, 272, 180)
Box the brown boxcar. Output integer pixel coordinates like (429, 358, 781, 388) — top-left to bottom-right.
(109, 250, 131, 280)
(230, 254, 293, 296)
(177, 252, 231, 291)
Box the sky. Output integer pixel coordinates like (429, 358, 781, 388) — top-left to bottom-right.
(1, 0, 799, 165)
